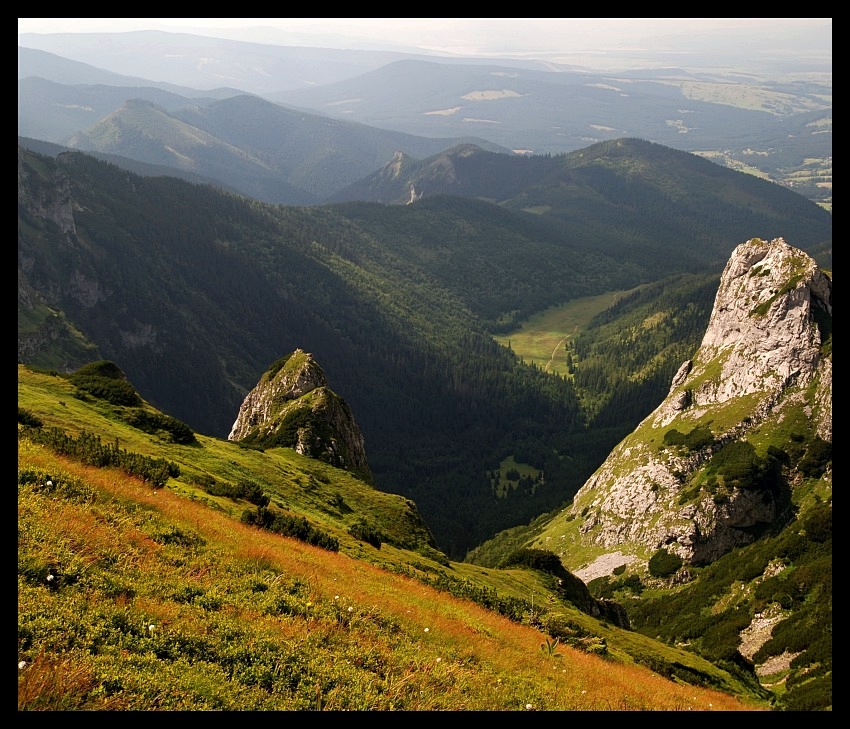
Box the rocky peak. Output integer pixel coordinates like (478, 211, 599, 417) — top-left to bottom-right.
(386, 150, 410, 179)
(654, 237, 831, 425)
(541, 238, 832, 570)
(228, 349, 372, 482)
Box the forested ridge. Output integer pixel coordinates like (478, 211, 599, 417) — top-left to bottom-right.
(18, 140, 832, 556)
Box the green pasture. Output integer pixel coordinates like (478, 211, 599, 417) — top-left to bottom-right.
(494, 288, 643, 376)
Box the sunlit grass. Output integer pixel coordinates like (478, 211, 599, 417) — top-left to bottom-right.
(18, 365, 771, 710)
(18, 440, 765, 711)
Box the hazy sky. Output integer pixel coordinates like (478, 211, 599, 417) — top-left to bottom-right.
(18, 18, 832, 63)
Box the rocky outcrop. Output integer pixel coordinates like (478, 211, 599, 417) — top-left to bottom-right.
(228, 349, 372, 482)
(654, 237, 831, 426)
(563, 238, 832, 566)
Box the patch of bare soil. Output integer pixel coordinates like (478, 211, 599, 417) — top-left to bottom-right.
(737, 605, 800, 681)
(573, 551, 635, 583)
(756, 651, 800, 679)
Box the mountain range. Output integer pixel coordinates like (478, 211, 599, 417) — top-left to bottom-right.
(17, 138, 832, 557)
(18, 30, 831, 710)
(18, 32, 831, 207)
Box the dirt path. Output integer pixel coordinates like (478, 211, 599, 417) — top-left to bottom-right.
(544, 325, 578, 373)
(544, 337, 568, 373)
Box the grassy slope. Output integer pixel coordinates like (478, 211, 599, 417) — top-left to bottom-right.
(18, 365, 768, 711)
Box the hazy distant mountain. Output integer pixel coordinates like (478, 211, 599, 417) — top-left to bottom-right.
(17, 46, 244, 98)
(327, 144, 548, 204)
(331, 140, 831, 276)
(18, 35, 831, 207)
(272, 58, 816, 154)
(19, 46, 160, 87)
(17, 75, 234, 145)
(17, 135, 245, 193)
(65, 97, 318, 204)
(18, 30, 441, 95)
(61, 94, 509, 203)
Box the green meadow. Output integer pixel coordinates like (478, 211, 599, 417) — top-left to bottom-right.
(494, 288, 643, 375)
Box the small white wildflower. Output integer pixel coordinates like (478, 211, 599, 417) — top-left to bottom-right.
(424, 627, 429, 633)
(148, 624, 155, 633)
(347, 606, 353, 613)
(18, 661, 27, 670)
(525, 703, 534, 710)
(46, 480, 53, 487)
(335, 595, 339, 600)
(436, 657, 441, 663)
(46, 574, 55, 582)
(581, 690, 586, 694)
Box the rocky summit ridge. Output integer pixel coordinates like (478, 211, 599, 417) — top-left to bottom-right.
(537, 237, 832, 571)
(228, 349, 373, 483)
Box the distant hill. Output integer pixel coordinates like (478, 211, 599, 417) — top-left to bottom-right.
(332, 139, 832, 277)
(19, 45, 176, 87)
(26, 87, 509, 204)
(17, 73, 233, 145)
(19, 37, 831, 207)
(273, 58, 825, 155)
(17, 135, 245, 193)
(168, 94, 509, 201)
(66, 97, 320, 204)
(18, 31, 440, 94)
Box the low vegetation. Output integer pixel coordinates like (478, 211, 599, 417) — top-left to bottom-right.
(18, 363, 768, 711)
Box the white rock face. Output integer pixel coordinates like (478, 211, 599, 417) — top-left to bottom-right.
(691, 237, 828, 406)
(569, 238, 831, 565)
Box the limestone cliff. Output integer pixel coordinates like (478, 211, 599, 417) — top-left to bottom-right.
(536, 238, 832, 569)
(228, 349, 373, 483)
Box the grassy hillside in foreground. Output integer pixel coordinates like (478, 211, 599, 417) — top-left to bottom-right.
(18, 364, 769, 711)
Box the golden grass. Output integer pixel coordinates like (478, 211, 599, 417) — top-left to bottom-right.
(19, 441, 765, 711)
